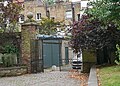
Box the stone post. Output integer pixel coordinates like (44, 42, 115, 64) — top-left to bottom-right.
(21, 12, 39, 73)
(81, 49, 96, 73)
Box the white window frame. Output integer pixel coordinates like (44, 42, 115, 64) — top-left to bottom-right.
(19, 14, 24, 23)
(65, 10, 72, 19)
(36, 13, 41, 20)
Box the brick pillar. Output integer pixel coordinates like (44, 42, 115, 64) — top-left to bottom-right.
(21, 12, 39, 73)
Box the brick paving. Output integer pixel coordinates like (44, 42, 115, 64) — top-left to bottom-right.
(0, 71, 81, 86)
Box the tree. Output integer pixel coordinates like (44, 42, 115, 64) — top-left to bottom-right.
(47, 0, 55, 5)
(87, 0, 120, 29)
(39, 18, 62, 35)
(71, 0, 120, 52)
(70, 0, 120, 64)
(107, 0, 120, 29)
(0, 2, 23, 32)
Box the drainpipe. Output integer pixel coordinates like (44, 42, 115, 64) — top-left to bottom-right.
(71, 2, 75, 23)
(45, 2, 50, 19)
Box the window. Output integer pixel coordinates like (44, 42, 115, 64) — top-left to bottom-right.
(51, 17, 55, 20)
(65, 10, 72, 19)
(36, 13, 41, 20)
(81, 1, 89, 8)
(22, 4, 25, 8)
(19, 14, 24, 23)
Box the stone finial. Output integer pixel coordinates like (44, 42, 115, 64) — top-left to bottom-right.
(24, 12, 36, 23)
(27, 12, 33, 20)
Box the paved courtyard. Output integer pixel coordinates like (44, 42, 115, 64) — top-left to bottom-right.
(0, 71, 81, 86)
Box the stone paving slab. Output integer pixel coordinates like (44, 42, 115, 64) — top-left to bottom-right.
(0, 71, 81, 86)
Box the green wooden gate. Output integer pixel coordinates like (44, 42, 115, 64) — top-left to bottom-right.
(43, 40, 62, 68)
(31, 39, 44, 73)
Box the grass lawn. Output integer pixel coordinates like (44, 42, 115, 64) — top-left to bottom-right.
(98, 65, 120, 86)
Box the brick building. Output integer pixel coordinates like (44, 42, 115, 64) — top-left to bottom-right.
(19, 0, 81, 26)
(1, 0, 91, 29)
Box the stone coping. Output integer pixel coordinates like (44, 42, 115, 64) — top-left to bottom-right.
(0, 66, 27, 70)
(0, 66, 28, 77)
(88, 65, 98, 86)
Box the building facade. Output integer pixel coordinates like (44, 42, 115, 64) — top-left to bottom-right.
(20, 0, 81, 26)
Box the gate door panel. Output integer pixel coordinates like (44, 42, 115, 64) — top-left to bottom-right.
(52, 43, 60, 66)
(43, 40, 61, 68)
(43, 43, 52, 68)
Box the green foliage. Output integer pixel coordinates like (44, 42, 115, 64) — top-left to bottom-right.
(1, 43, 18, 67)
(0, 28, 4, 33)
(2, 43, 18, 54)
(87, 0, 110, 24)
(115, 44, 120, 65)
(2, 54, 17, 67)
(87, 0, 120, 29)
(39, 18, 62, 35)
(46, 0, 55, 5)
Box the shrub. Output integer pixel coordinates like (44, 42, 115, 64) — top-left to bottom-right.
(115, 44, 120, 65)
(1, 43, 18, 67)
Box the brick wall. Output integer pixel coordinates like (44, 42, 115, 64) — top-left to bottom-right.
(0, 66, 27, 77)
(22, 1, 81, 25)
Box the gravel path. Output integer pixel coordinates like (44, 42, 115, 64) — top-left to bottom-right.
(0, 71, 81, 86)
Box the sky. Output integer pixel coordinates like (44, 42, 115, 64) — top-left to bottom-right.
(71, 0, 81, 2)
